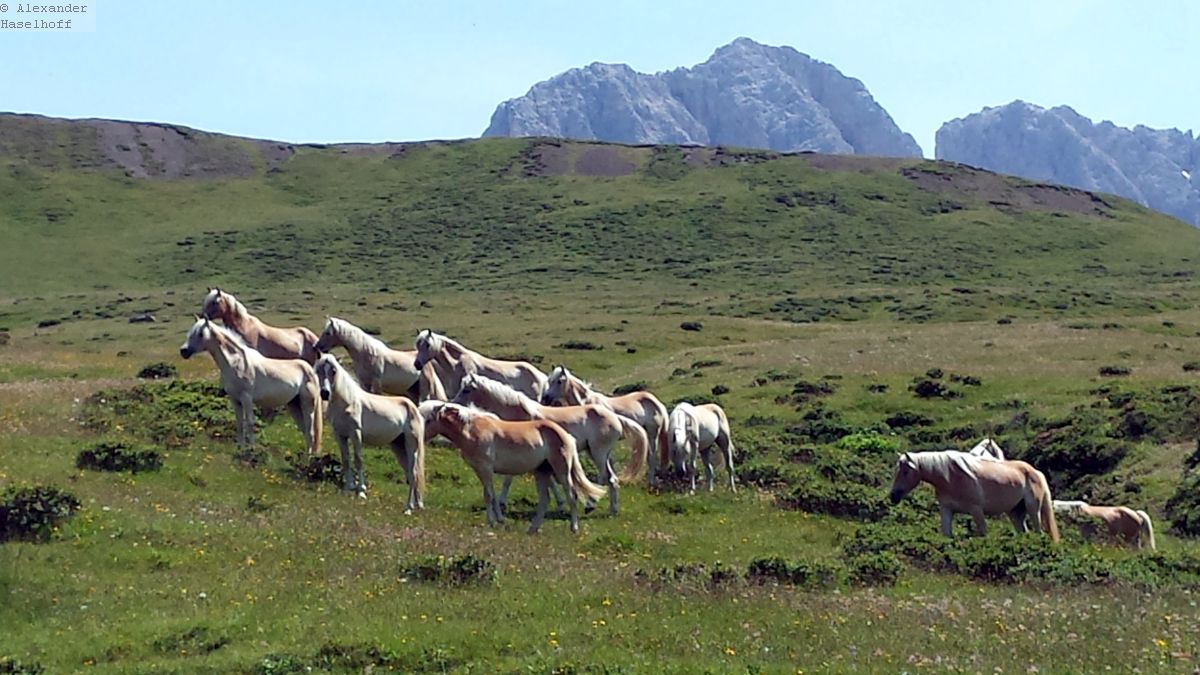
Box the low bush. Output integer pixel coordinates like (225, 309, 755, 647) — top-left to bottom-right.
(0, 486, 80, 542)
(846, 551, 903, 586)
(399, 554, 497, 586)
(835, 432, 901, 455)
(679, 321, 703, 332)
(747, 556, 842, 588)
(777, 480, 888, 521)
(556, 340, 603, 351)
(885, 411, 934, 428)
(285, 454, 342, 485)
(710, 384, 729, 396)
(76, 441, 162, 474)
(0, 658, 43, 674)
(1165, 470, 1200, 536)
(785, 405, 852, 444)
(634, 561, 742, 589)
(81, 380, 240, 448)
(611, 382, 647, 395)
(136, 362, 177, 379)
(1098, 365, 1131, 376)
(909, 378, 960, 400)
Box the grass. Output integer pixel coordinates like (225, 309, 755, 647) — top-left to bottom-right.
(2, 133, 1200, 671)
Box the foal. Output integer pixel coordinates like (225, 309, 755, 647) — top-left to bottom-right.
(420, 402, 607, 533)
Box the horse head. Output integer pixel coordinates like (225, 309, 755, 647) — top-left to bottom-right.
(413, 329, 436, 370)
(888, 453, 921, 504)
(314, 353, 339, 401)
(451, 372, 480, 406)
(315, 317, 340, 353)
(179, 316, 211, 359)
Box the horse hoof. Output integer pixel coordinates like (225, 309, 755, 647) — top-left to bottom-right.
(404, 508, 414, 516)
(526, 527, 540, 535)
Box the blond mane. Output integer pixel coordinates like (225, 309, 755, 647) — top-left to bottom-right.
(466, 374, 542, 417)
(907, 450, 981, 483)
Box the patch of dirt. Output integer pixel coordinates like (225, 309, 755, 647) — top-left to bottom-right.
(575, 146, 635, 177)
(803, 154, 909, 173)
(902, 161, 1115, 218)
(516, 140, 571, 177)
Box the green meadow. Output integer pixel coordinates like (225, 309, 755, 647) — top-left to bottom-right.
(2, 134, 1200, 673)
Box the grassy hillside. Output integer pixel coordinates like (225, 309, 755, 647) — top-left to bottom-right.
(3, 119, 1200, 673)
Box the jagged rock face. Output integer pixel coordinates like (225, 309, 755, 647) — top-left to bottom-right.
(937, 101, 1200, 226)
(483, 37, 922, 157)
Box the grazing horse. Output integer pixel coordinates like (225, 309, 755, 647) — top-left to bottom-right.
(315, 317, 420, 396)
(452, 373, 648, 515)
(200, 288, 319, 364)
(314, 354, 426, 510)
(1053, 500, 1156, 551)
(540, 365, 669, 486)
(179, 317, 322, 455)
(968, 437, 1006, 461)
(420, 402, 606, 533)
(667, 402, 737, 493)
(412, 329, 547, 400)
(889, 451, 1059, 541)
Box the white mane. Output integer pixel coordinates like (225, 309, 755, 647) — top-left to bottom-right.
(968, 438, 1005, 461)
(906, 450, 981, 483)
(467, 374, 541, 417)
(1052, 500, 1090, 514)
(205, 288, 248, 318)
(439, 401, 500, 422)
(316, 353, 360, 395)
(189, 317, 250, 350)
(329, 317, 390, 355)
(418, 399, 446, 420)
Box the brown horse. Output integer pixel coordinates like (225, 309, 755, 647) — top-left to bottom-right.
(420, 402, 606, 533)
(452, 373, 648, 515)
(201, 288, 319, 363)
(540, 365, 668, 486)
(1053, 500, 1156, 550)
(889, 451, 1059, 541)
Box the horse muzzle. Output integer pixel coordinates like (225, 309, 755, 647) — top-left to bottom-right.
(888, 489, 904, 504)
(320, 389, 331, 401)
(179, 347, 193, 359)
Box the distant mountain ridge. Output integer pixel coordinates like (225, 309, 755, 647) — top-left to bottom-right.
(483, 37, 922, 157)
(937, 101, 1200, 226)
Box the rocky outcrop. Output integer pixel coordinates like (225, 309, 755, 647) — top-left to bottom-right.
(937, 101, 1200, 226)
(484, 38, 922, 157)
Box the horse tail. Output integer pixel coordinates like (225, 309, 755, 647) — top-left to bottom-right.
(650, 398, 670, 474)
(409, 411, 427, 507)
(567, 438, 608, 503)
(616, 415, 648, 483)
(713, 405, 737, 490)
(1136, 510, 1156, 551)
(306, 369, 323, 456)
(1033, 470, 1060, 542)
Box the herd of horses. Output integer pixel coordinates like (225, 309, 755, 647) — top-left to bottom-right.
(180, 288, 1156, 548)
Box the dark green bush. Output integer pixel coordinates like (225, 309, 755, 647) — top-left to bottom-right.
(556, 340, 602, 351)
(847, 551, 903, 586)
(399, 554, 497, 585)
(679, 322, 703, 332)
(785, 405, 852, 444)
(0, 486, 80, 542)
(635, 561, 742, 589)
(737, 461, 790, 489)
(81, 380, 239, 448)
(909, 378, 960, 399)
(747, 556, 842, 588)
(885, 411, 934, 428)
(1098, 365, 1131, 376)
(136, 362, 177, 379)
(778, 480, 888, 520)
(611, 382, 647, 396)
(285, 454, 342, 485)
(0, 658, 43, 674)
(76, 441, 162, 474)
(1165, 470, 1200, 536)
(710, 384, 729, 396)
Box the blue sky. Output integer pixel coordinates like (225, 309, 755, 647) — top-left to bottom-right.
(1, 0, 1195, 156)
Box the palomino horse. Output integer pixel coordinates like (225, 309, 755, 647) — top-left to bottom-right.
(968, 438, 1006, 460)
(179, 317, 322, 455)
(315, 317, 420, 396)
(419, 402, 607, 533)
(452, 373, 648, 515)
(889, 451, 1059, 541)
(412, 330, 547, 400)
(417, 361, 449, 403)
(540, 366, 669, 486)
(314, 354, 426, 511)
(667, 402, 737, 493)
(1052, 500, 1156, 550)
(201, 288, 319, 364)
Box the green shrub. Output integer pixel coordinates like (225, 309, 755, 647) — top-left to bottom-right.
(747, 556, 842, 588)
(635, 561, 742, 589)
(0, 658, 43, 674)
(778, 480, 888, 521)
(76, 441, 162, 473)
(556, 340, 602, 351)
(399, 554, 497, 586)
(737, 461, 790, 489)
(136, 362, 177, 379)
(835, 432, 901, 454)
(611, 382, 647, 395)
(1165, 470, 1200, 536)
(909, 378, 960, 399)
(785, 405, 852, 444)
(1098, 365, 1131, 376)
(679, 321, 703, 332)
(0, 486, 80, 542)
(885, 411, 934, 428)
(285, 454, 342, 485)
(847, 551, 903, 586)
(81, 380, 239, 448)
(710, 384, 730, 396)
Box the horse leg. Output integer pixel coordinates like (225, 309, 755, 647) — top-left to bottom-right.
(350, 428, 366, 499)
(970, 508, 988, 537)
(582, 444, 601, 514)
(335, 433, 354, 493)
(700, 447, 716, 492)
(389, 437, 416, 514)
(498, 476, 515, 516)
(603, 457, 619, 515)
(528, 470, 552, 534)
(1009, 509, 1029, 534)
(239, 394, 257, 448)
(719, 434, 736, 492)
(229, 397, 246, 447)
(286, 398, 311, 458)
(940, 506, 955, 538)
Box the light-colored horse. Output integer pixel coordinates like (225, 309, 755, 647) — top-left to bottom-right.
(667, 402, 737, 493)
(1052, 500, 1156, 551)
(314, 354, 426, 510)
(179, 317, 322, 455)
(315, 317, 420, 396)
(201, 288, 319, 364)
(419, 402, 607, 533)
(889, 451, 1059, 541)
(540, 366, 669, 486)
(418, 361, 449, 402)
(452, 373, 648, 514)
(412, 329, 547, 400)
(968, 438, 1006, 460)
